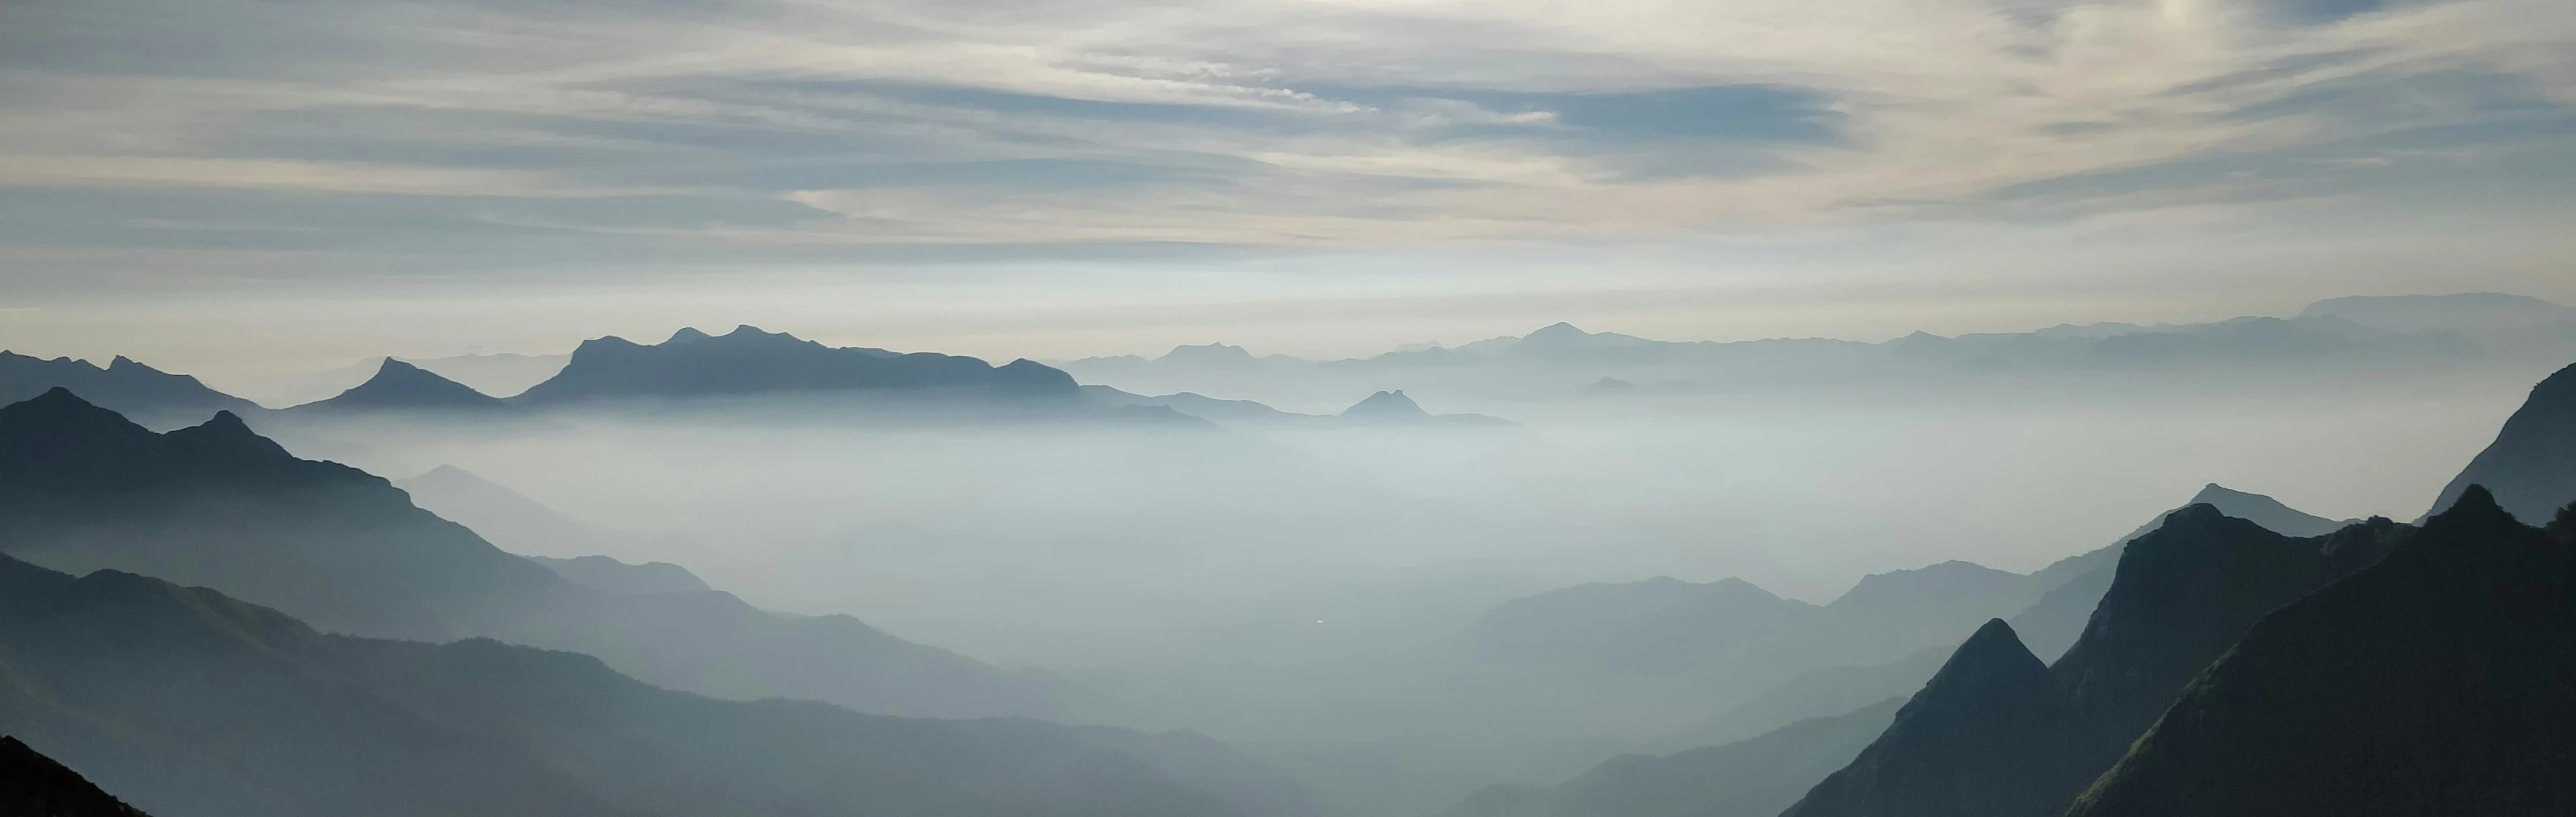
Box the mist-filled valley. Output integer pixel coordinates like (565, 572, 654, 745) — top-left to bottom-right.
(9, 292, 2576, 816)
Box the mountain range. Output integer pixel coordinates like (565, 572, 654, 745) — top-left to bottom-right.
(1778, 504, 2408, 817)
(0, 552, 1301, 817)
(2427, 360, 2576, 522)
(0, 388, 1070, 720)
(1055, 293, 2576, 403)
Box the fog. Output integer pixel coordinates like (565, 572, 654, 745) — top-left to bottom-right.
(234, 359, 2540, 814)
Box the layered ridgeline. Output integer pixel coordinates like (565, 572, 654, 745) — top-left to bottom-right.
(2429, 360, 2576, 522)
(2067, 487, 2576, 817)
(1442, 698, 1904, 817)
(1058, 294, 2576, 400)
(1778, 505, 2407, 817)
(1081, 386, 1512, 426)
(0, 388, 1066, 720)
(0, 351, 261, 428)
(2, 736, 148, 817)
(0, 554, 1295, 817)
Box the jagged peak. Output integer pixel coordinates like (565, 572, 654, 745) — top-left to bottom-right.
(1343, 389, 1428, 416)
(2430, 484, 2515, 526)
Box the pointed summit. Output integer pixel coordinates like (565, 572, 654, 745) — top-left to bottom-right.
(2430, 484, 2513, 525)
(1342, 389, 1429, 419)
(292, 359, 507, 413)
(667, 326, 711, 343)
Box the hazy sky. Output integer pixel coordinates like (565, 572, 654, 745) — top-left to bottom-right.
(5, 0, 2574, 376)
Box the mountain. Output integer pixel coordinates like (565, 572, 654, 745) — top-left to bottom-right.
(0, 553, 1267, 817)
(1339, 390, 1510, 426)
(286, 358, 511, 413)
(0, 351, 261, 426)
(2427, 360, 2576, 521)
(1444, 698, 1904, 817)
(510, 325, 1080, 407)
(1668, 647, 1949, 750)
(2300, 292, 2575, 333)
(1778, 505, 2405, 817)
(0, 388, 1067, 720)
(2067, 486, 2576, 817)
(2009, 482, 2353, 661)
(529, 555, 712, 595)
(1, 736, 148, 816)
(1780, 620, 2093, 817)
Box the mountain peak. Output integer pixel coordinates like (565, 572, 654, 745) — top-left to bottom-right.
(1342, 389, 1428, 418)
(667, 326, 711, 343)
(2432, 484, 2513, 525)
(1530, 321, 1588, 338)
(299, 357, 505, 412)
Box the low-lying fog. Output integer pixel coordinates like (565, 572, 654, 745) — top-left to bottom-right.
(231, 362, 2543, 815)
(273, 370, 2529, 670)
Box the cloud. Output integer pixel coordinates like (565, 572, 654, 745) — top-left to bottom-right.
(0, 0, 2568, 270)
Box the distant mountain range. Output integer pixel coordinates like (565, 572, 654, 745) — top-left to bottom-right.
(0, 388, 1071, 720)
(1055, 293, 2576, 402)
(1444, 698, 1904, 817)
(0, 552, 1300, 817)
(0, 351, 261, 428)
(1086, 385, 1514, 427)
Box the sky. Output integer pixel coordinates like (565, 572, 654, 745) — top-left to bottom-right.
(3, 0, 2574, 378)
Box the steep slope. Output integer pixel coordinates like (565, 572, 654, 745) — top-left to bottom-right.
(1447, 698, 1904, 817)
(0, 555, 1246, 817)
(0, 388, 1066, 720)
(2428, 360, 2576, 521)
(1780, 505, 2405, 817)
(0, 351, 261, 426)
(2068, 486, 2576, 817)
(511, 325, 1079, 406)
(1, 736, 149, 816)
(2009, 482, 2354, 661)
(1780, 620, 2089, 817)
(287, 358, 510, 413)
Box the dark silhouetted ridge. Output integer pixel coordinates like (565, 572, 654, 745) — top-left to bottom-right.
(1783, 620, 2088, 817)
(1782, 502, 2408, 817)
(2068, 484, 2576, 816)
(0, 391, 1073, 720)
(2428, 360, 2576, 521)
(0, 351, 260, 424)
(292, 358, 508, 413)
(511, 325, 1077, 406)
(1, 735, 149, 816)
(0, 553, 1256, 817)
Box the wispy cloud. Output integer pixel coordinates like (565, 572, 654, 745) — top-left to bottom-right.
(0, 0, 2569, 265)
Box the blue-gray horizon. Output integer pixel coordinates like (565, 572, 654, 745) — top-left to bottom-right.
(2, 0, 2572, 375)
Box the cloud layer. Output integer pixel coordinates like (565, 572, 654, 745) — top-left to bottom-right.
(2, 0, 2568, 276)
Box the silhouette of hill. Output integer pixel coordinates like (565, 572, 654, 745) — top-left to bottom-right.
(1781, 620, 2093, 817)
(0, 553, 1267, 817)
(0, 388, 1068, 720)
(0, 351, 261, 426)
(1780, 505, 2406, 817)
(2428, 361, 2576, 521)
(2068, 486, 2576, 817)
(2009, 482, 2354, 661)
(1447, 698, 1904, 817)
(511, 325, 1080, 407)
(286, 358, 511, 413)
(1, 736, 148, 816)
(1083, 385, 1316, 423)
(1339, 390, 1511, 426)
